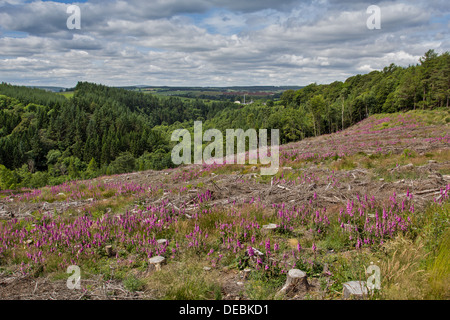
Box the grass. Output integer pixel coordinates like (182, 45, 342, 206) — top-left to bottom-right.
(376, 202, 450, 299)
(84, 195, 134, 217)
(2, 182, 448, 301)
(325, 147, 450, 182)
(245, 272, 286, 300)
(1, 109, 449, 300)
(123, 275, 145, 292)
(427, 228, 450, 299)
(145, 256, 223, 300)
(371, 108, 450, 128)
(58, 92, 74, 99)
(318, 224, 352, 251)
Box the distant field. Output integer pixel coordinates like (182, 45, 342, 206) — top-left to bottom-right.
(130, 86, 301, 101)
(58, 91, 74, 98)
(56, 86, 301, 102)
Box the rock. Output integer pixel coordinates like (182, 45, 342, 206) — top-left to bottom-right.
(203, 267, 211, 271)
(237, 282, 244, 286)
(342, 281, 369, 299)
(276, 269, 309, 298)
(149, 256, 166, 271)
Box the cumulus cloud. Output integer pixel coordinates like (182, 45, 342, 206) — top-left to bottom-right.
(0, 0, 448, 87)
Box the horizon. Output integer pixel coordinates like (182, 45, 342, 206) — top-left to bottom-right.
(16, 83, 306, 89)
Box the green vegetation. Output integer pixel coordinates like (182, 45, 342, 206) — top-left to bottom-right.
(0, 50, 449, 191)
(0, 81, 234, 189)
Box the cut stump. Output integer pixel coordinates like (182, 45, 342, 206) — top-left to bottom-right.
(342, 281, 369, 299)
(157, 239, 168, 245)
(105, 245, 114, 257)
(276, 269, 309, 298)
(262, 224, 278, 233)
(149, 256, 166, 271)
(242, 268, 251, 280)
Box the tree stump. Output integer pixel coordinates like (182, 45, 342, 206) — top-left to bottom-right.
(105, 245, 114, 257)
(157, 239, 168, 246)
(149, 256, 166, 271)
(262, 224, 278, 234)
(342, 281, 368, 299)
(241, 268, 251, 280)
(276, 269, 309, 298)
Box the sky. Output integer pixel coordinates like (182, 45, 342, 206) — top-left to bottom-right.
(0, 0, 449, 87)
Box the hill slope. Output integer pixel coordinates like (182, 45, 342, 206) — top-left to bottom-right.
(0, 109, 449, 300)
(1, 50, 448, 190)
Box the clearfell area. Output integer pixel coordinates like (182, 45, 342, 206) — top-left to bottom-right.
(1, 108, 449, 300)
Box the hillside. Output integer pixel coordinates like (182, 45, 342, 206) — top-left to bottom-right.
(0, 50, 449, 191)
(0, 110, 449, 300)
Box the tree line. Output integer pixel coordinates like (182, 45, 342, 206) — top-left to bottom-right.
(171, 49, 448, 145)
(0, 81, 234, 189)
(0, 50, 448, 189)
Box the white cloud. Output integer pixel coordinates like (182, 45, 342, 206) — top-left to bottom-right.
(0, 0, 449, 87)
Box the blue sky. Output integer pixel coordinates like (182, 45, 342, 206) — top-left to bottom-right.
(0, 0, 449, 87)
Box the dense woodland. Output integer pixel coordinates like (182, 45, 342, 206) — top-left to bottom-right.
(188, 49, 449, 144)
(0, 50, 449, 189)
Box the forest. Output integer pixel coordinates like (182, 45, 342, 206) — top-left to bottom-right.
(0, 49, 449, 190)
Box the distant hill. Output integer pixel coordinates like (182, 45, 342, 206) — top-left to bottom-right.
(0, 49, 448, 190)
(120, 85, 304, 91)
(26, 86, 67, 93)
